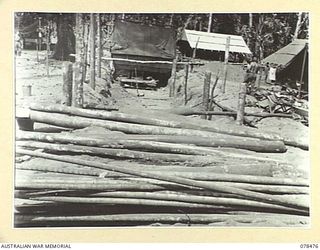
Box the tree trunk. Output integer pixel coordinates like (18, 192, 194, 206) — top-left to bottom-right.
(294, 12, 303, 40)
(52, 14, 75, 61)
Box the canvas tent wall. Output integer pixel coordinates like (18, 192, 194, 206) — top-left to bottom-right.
(262, 39, 308, 89)
(110, 20, 176, 79)
(178, 29, 251, 61)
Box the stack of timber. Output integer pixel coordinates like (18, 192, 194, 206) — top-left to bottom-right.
(15, 104, 309, 227)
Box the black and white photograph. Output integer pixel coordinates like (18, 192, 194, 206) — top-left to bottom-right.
(14, 12, 309, 228)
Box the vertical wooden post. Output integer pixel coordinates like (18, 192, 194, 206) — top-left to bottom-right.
(82, 23, 89, 83)
(169, 58, 177, 97)
(192, 37, 200, 59)
(46, 23, 50, 77)
(184, 64, 189, 105)
(97, 13, 102, 79)
(62, 62, 73, 106)
(236, 82, 247, 125)
(222, 36, 231, 93)
(298, 44, 307, 99)
(202, 71, 211, 119)
(72, 62, 83, 108)
(90, 13, 96, 90)
(207, 13, 212, 33)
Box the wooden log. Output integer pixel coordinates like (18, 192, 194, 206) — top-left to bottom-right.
(17, 157, 307, 186)
(90, 13, 96, 89)
(236, 82, 247, 125)
(16, 131, 230, 156)
(16, 141, 214, 164)
(202, 71, 211, 119)
(61, 62, 73, 106)
(184, 64, 189, 105)
(15, 213, 309, 225)
(29, 104, 284, 142)
(30, 196, 227, 210)
(17, 130, 287, 153)
(16, 149, 309, 211)
(15, 179, 180, 192)
(71, 62, 83, 108)
(86, 191, 307, 214)
(169, 108, 293, 118)
(222, 36, 230, 93)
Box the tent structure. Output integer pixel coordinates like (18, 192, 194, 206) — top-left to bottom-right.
(178, 29, 251, 61)
(262, 39, 308, 87)
(110, 21, 176, 79)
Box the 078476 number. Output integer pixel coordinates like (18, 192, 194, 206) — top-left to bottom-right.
(300, 244, 319, 249)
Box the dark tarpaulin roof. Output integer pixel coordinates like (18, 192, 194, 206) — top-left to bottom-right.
(111, 21, 176, 60)
(262, 39, 308, 67)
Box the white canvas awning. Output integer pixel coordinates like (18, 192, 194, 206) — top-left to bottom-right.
(182, 29, 252, 54)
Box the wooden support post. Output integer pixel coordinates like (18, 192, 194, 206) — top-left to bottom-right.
(298, 44, 307, 99)
(97, 13, 102, 78)
(236, 82, 247, 125)
(72, 62, 83, 108)
(184, 64, 189, 105)
(192, 37, 200, 59)
(62, 62, 73, 106)
(202, 71, 211, 119)
(222, 36, 231, 93)
(90, 13, 96, 89)
(169, 58, 177, 97)
(82, 23, 89, 83)
(208, 13, 212, 33)
(46, 24, 50, 77)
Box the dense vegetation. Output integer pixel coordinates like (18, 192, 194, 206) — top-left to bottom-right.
(15, 13, 309, 61)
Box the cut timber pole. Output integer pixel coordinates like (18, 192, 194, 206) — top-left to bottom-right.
(202, 71, 211, 119)
(46, 24, 50, 77)
(184, 64, 189, 105)
(16, 148, 309, 211)
(62, 62, 73, 106)
(97, 13, 102, 78)
(236, 82, 247, 125)
(82, 23, 89, 83)
(298, 44, 307, 99)
(72, 62, 83, 108)
(169, 58, 177, 97)
(207, 13, 213, 33)
(90, 13, 96, 89)
(222, 36, 231, 93)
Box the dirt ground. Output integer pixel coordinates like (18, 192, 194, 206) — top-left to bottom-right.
(15, 50, 309, 177)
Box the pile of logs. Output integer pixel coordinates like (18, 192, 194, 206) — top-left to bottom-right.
(15, 104, 309, 227)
